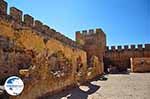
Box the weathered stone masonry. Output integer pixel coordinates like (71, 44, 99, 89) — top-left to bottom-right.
(130, 57, 150, 72)
(0, 0, 150, 98)
(104, 44, 150, 72)
(0, 0, 104, 99)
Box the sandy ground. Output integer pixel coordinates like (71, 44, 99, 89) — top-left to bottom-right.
(46, 73, 150, 99)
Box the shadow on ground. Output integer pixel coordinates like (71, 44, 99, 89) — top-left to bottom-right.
(41, 76, 108, 99)
(108, 69, 131, 75)
(43, 82, 100, 99)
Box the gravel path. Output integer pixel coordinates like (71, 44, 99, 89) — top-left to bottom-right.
(46, 73, 150, 99)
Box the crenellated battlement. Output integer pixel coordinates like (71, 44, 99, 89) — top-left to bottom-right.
(105, 44, 150, 71)
(0, 0, 149, 59)
(76, 28, 105, 36)
(0, 0, 79, 48)
(76, 28, 106, 59)
(106, 44, 150, 52)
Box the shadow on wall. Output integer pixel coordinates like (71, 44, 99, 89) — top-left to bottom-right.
(0, 77, 9, 99)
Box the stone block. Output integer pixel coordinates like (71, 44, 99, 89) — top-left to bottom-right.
(10, 7, 23, 23)
(42, 25, 49, 32)
(0, 0, 7, 15)
(82, 30, 87, 35)
(145, 44, 150, 50)
(96, 28, 102, 33)
(24, 14, 34, 27)
(131, 45, 135, 50)
(106, 46, 109, 51)
(34, 20, 43, 31)
(124, 45, 129, 50)
(137, 44, 143, 51)
(111, 46, 116, 51)
(117, 46, 122, 51)
(89, 29, 94, 35)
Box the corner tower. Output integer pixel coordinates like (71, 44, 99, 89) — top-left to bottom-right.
(76, 28, 106, 61)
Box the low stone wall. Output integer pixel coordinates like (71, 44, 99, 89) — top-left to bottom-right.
(130, 57, 150, 72)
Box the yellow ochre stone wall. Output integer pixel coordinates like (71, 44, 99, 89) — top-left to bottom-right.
(0, 17, 103, 99)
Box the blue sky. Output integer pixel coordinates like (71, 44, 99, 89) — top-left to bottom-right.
(6, 0, 150, 46)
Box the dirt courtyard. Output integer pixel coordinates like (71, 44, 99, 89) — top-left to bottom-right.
(45, 73, 150, 99)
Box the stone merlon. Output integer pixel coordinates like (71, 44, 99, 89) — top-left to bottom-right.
(0, 0, 8, 15)
(10, 7, 23, 23)
(24, 14, 34, 27)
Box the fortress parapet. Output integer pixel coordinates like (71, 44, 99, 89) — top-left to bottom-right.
(0, 0, 104, 49)
(106, 44, 150, 52)
(0, 0, 79, 48)
(105, 44, 150, 71)
(76, 28, 105, 36)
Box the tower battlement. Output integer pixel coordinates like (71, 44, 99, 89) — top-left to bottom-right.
(76, 28, 105, 36)
(76, 28, 106, 59)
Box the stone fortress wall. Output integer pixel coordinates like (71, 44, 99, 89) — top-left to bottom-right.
(0, 0, 104, 99)
(104, 44, 150, 72)
(0, 0, 150, 98)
